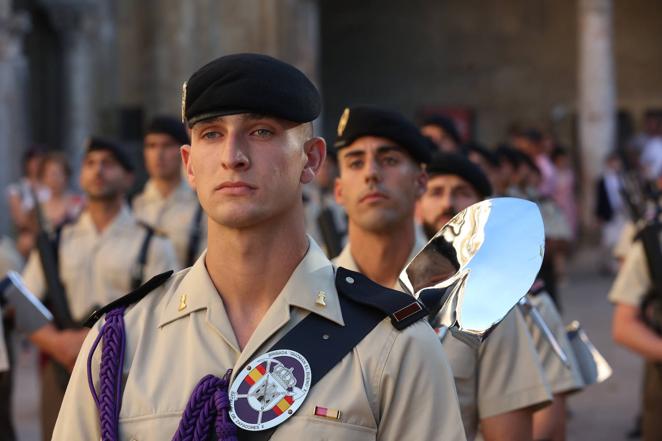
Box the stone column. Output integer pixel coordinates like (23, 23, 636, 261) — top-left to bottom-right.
(0, 3, 29, 234)
(578, 0, 616, 229)
(48, 2, 97, 174)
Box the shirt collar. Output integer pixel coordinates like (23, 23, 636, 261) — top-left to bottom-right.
(334, 233, 427, 290)
(77, 203, 133, 236)
(143, 179, 193, 203)
(157, 236, 344, 335)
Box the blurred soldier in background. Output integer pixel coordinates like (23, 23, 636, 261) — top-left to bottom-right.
(132, 116, 207, 269)
(22, 137, 177, 440)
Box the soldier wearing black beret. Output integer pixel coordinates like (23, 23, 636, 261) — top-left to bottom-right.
(53, 54, 466, 441)
(418, 152, 492, 239)
(85, 136, 134, 172)
(133, 115, 206, 269)
(420, 115, 463, 153)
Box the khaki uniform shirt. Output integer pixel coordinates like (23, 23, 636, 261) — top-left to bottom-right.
(525, 292, 585, 395)
(335, 240, 551, 441)
(609, 239, 650, 306)
(613, 221, 636, 260)
(53, 239, 467, 441)
(22, 206, 178, 322)
(0, 236, 22, 371)
(132, 180, 207, 269)
(0, 236, 23, 276)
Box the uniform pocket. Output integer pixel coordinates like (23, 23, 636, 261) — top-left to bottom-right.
(271, 414, 377, 441)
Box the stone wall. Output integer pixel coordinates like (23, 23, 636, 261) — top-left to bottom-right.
(320, 0, 662, 147)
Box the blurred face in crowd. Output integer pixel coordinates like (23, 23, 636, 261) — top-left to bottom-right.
(80, 150, 132, 201)
(335, 136, 427, 234)
(421, 125, 458, 153)
(25, 155, 43, 181)
(144, 133, 183, 181)
(182, 114, 323, 230)
(417, 174, 480, 239)
(467, 151, 500, 190)
(40, 159, 69, 196)
(315, 155, 338, 192)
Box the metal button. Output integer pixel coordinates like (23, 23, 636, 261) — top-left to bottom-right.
(345, 276, 354, 284)
(322, 334, 330, 340)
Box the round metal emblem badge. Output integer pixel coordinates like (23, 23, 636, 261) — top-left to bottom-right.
(229, 349, 312, 431)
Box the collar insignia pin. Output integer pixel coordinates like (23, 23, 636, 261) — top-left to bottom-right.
(315, 291, 327, 308)
(178, 294, 187, 311)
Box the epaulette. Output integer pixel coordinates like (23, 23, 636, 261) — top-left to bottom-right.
(335, 267, 428, 330)
(84, 270, 173, 328)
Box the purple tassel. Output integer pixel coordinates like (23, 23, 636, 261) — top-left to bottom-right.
(87, 306, 237, 441)
(172, 370, 237, 441)
(87, 306, 127, 441)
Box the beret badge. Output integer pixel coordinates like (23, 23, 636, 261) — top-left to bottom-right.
(180, 81, 188, 123)
(337, 107, 350, 137)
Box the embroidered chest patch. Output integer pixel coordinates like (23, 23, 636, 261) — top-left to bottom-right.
(229, 349, 312, 431)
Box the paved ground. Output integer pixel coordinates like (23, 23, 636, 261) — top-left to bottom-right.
(9, 247, 643, 440)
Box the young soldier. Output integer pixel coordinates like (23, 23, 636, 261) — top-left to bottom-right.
(53, 54, 466, 441)
(611, 228, 662, 441)
(23, 138, 178, 440)
(417, 152, 584, 441)
(332, 110, 551, 441)
(132, 116, 207, 268)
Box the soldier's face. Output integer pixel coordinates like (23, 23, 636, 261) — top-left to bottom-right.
(80, 151, 131, 200)
(417, 174, 480, 238)
(182, 114, 324, 229)
(335, 136, 426, 233)
(143, 133, 183, 180)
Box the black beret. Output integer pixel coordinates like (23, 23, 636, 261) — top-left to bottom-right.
(427, 152, 492, 197)
(420, 115, 462, 146)
(85, 136, 133, 172)
(146, 115, 189, 145)
(463, 141, 500, 167)
(495, 145, 522, 168)
(182, 53, 321, 127)
(334, 106, 432, 164)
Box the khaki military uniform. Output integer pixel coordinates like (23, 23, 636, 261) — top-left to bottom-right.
(0, 237, 22, 277)
(335, 240, 551, 441)
(53, 239, 467, 441)
(609, 240, 650, 307)
(613, 221, 637, 261)
(132, 180, 207, 269)
(525, 291, 585, 395)
(0, 237, 22, 441)
(609, 238, 662, 441)
(22, 205, 178, 440)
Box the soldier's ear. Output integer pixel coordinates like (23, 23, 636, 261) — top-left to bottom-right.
(300, 137, 326, 184)
(181, 145, 196, 190)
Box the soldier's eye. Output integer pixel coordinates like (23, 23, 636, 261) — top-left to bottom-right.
(253, 128, 274, 137)
(201, 130, 221, 140)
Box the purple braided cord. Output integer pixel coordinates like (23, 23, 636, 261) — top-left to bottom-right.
(172, 370, 237, 441)
(86, 306, 127, 441)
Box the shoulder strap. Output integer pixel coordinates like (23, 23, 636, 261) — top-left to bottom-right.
(237, 267, 428, 441)
(84, 270, 173, 328)
(185, 204, 204, 267)
(131, 222, 157, 290)
(636, 223, 662, 293)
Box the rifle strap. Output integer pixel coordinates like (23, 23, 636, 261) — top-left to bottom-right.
(185, 204, 204, 267)
(131, 223, 156, 290)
